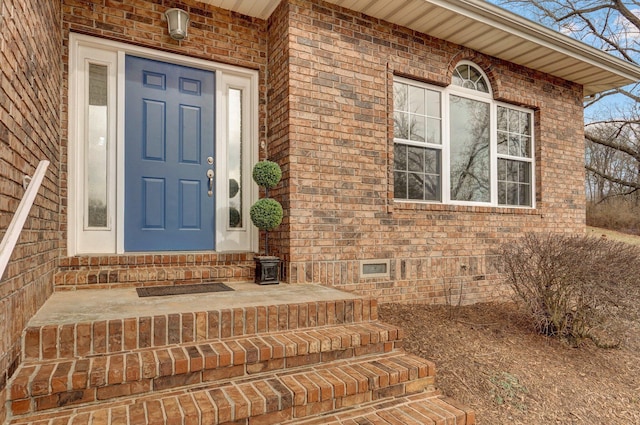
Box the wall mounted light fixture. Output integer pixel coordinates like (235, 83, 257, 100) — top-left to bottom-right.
(165, 8, 190, 40)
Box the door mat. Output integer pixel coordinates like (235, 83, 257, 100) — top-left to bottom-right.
(136, 282, 234, 297)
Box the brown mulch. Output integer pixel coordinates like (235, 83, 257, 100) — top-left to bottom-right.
(379, 302, 640, 425)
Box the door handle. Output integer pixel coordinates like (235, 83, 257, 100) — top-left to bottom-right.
(207, 169, 214, 197)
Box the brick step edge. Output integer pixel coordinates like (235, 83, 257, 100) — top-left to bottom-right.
(54, 265, 254, 289)
(9, 322, 404, 414)
(9, 352, 437, 425)
(23, 298, 379, 361)
(283, 392, 476, 425)
(58, 253, 255, 270)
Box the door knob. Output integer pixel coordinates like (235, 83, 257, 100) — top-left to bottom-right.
(207, 169, 214, 197)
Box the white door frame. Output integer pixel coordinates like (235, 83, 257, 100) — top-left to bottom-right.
(68, 33, 259, 255)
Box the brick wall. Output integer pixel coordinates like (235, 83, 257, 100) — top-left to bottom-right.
(277, 0, 586, 304)
(265, 1, 292, 259)
(0, 0, 62, 421)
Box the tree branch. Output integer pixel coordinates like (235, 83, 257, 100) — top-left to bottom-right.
(585, 133, 640, 163)
(585, 165, 640, 190)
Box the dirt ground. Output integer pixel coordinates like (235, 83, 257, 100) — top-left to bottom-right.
(379, 301, 640, 424)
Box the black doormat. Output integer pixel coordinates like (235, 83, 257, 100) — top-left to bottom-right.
(136, 282, 234, 297)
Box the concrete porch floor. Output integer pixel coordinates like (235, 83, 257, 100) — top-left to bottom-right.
(29, 283, 360, 326)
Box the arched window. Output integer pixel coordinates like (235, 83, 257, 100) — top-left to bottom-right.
(452, 63, 490, 93)
(393, 62, 534, 207)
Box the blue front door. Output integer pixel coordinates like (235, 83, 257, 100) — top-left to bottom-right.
(125, 56, 215, 251)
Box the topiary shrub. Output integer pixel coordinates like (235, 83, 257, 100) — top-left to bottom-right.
(252, 160, 282, 189)
(250, 160, 283, 257)
(250, 198, 283, 231)
(496, 232, 640, 347)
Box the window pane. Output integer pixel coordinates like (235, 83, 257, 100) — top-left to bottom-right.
(498, 158, 507, 180)
(469, 66, 481, 83)
(426, 90, 441, 118)
(520, 111, 531, 135)
(497, 107, 507, 131)
(409, 85, 425, 115)
(476, 78, 489, 93)
(497, 133, 508, 155)
(408, 173, 424, 199)
(520, 184, 532, 206)
(507, 160, 519, 181)
(506, 182, 518, 205)
(394, 143, 407, 170)
(427, 118, 441, 145)
(498, 181, 506, 205)
(509, 135, 520, 157)
(394, 82, 408, 111)
(459, 65, 470, 80)
(425, 148, 440, 175)
(425, 175, 441, 201)
(394, 112, 409, 139)
(228, 88, 243, 228)
(450, 95, 490, 202)
(409, 114, 425, 142)
(508, 109, 519, 133)
(394, 171, 407, 199)
(522, 136, 531, 158)
(87, 64, 108, 228)
(408, 146, 425, 172)
(519, 161, 530, 183)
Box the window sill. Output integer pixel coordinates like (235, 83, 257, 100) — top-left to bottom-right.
(393, 201, 541, 215)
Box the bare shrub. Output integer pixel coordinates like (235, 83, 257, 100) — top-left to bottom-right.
(496, 233, 640, 346)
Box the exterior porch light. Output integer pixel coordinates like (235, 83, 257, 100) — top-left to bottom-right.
(165, 8, 190, 40)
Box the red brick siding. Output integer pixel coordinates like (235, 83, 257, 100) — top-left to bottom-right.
(0, 0, 62, 421)
(264, 1, 292, 260)
(277, 0, 585, 303)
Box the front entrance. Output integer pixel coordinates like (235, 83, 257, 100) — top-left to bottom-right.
(124, 56, 215, 251)
(68, 34, 258, 255)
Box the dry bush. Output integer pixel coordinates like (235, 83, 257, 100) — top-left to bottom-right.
(587, 199, 640, 235)
(496, 233, 640, 346)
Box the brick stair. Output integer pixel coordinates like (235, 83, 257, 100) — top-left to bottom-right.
(6, 293, 475, 424)
(54, 253, 256, 290)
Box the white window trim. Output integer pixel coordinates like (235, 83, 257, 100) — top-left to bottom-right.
(393, 70, 536, 209)
(68, 33, 259, 255)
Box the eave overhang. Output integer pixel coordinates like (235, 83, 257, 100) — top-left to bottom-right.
(201, 0, 640, 96)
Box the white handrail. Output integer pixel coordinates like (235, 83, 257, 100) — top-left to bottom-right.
(0, 160, 50, 280)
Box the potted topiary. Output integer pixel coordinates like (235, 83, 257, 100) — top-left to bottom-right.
(250, 160, 283, 284)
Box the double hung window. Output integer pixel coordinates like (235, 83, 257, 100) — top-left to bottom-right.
(393, 62, 534, 207)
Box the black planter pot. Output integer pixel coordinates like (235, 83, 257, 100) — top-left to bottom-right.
(254, 256, 280, 285)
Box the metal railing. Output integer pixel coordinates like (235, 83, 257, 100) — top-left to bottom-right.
(0, 160, 50, 279)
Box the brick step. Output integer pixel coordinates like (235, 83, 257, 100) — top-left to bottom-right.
(55, 253, 256, 290)
(283, 392, 475, 425)
(8, 352, 438, 425)
(9, 322, 403, 415)
(54, 265, 255, 290)
(23, 297, 379, 361)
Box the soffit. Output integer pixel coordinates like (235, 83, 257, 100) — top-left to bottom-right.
(200, 0, 640, 96)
